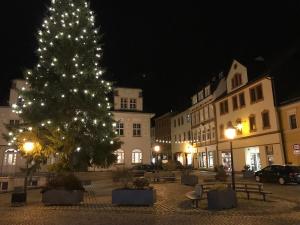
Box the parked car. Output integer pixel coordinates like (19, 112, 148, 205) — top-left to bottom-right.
(131, 164, 156, 177)
(255, 165, 300, 185)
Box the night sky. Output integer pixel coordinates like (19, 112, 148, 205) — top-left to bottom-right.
(1, 1, 300, 116)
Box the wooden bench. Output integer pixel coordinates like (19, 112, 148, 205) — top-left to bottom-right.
(185, 185, 203, 208)
(186, 182, 272, 207)
(234, 183, 272, 201)
(144, 171, 176, 182)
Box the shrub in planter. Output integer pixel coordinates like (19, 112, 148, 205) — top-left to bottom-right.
(242, 165, 254, 178)
(133, 177, 150, 189)
(112, 168, 133, 188)
(214, 165, 228, 181)
(41, 173, 84, 205)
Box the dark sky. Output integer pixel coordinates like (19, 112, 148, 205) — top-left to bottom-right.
(1, 1, 300, 116)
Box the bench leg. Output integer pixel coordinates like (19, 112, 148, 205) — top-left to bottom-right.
(262, 194, 266, 201)
(195, 199, 199, 208)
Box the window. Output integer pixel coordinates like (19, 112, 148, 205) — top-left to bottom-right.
(3, 149, 17, 166)
(206, 128, 211, 140)
(116, 122, 124, 136)
(120, 98, 128, 109)
(205, 86, 210, 97)
(129, 99, 137, 109)
(289, 114, 298, 129)
(262, 110, 270, 129)
(198, 130, 201, 142)
(183, 132, 186, 141)
(208, 151, 214, 168)
(220, 100, 229, 115)
(250, 84, 263, 103)
(231, 73, 242, 89)
(199, 152, 207, 168)
(115, 149, 124, 164)
(236, 119, 242, 135)
(202, 129, 206, 141)
(198, 91, 204, 100)
(133, 123, 141, 136)
(265, 145, 274, 166)
(132, 149, 142, 164)
(239, 92, 246, 107)
(181, 116, 184, 125)
(204, 107, 209, 120)
(178, 134, 181, 142)
(188, 131, 191, 141)
(249, 115, 257, 132)
(177, 118, 180, 126)
(211, 126, 215, 140)
(220, 125, 224, 139)
(232, 95, 238, 110)
(9, 120, 20, 126)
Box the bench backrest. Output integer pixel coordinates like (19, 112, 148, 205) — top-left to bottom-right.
(201, 182, 263, 192)
(194, 184, 203, 196)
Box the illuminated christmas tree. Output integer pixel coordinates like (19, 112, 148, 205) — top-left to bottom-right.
(6, 0, 120, 171)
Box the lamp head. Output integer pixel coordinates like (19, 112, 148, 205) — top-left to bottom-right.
(224, 125, 236, 140)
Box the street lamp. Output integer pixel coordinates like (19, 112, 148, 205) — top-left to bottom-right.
(224, 125, 237, 190)
(23, 141, 35, 196)
(154, 145, 160, 171)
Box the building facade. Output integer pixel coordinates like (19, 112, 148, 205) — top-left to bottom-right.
(153, 112, 175, 162)
(171, 108, 192, 166)
(215, 60, 285, 172)
(190, 74, 226, 170)
(112, 87, 154, 168)
(279, 98, 300, 165)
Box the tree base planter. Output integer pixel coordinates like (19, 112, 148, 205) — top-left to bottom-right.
(207, 188, 237, 210)
(112, 189, 156, 206)
(11, 192, 27, 206)
(42, 189, 84, 205)
(181, 175, 198, 186)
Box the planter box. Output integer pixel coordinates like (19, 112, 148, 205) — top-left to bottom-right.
(11, 192, 26, 204)
(181, 175, 198, 186)
(207, 188, 237, 210)
(42, 189, 84, 205)
(112, 188, 156, 206)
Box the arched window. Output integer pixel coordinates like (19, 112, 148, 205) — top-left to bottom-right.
(132, 149, 142, 164)
(115, 149, 124, 164)
(3, 149, 18, 166)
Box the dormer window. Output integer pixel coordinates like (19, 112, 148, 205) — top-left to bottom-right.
(204, 86, 210, 97)
(231, 73, 242, 89)
(120, 98, 128, 109)
(198, 91, 204, 101)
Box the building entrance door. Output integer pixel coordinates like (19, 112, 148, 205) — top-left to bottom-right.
(245, 147, 261, 172)
(221, 152, 232, 172)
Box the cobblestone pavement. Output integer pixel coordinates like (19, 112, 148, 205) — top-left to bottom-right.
(0, 174, 300, 225)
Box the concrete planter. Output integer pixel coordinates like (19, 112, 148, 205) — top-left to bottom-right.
(207, 188, 237, 210)
(181, 175, 198, 186)
(112, 188, 156, 206)
(42, 189, 84, 205)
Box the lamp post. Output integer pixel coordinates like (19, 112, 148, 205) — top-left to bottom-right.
(23, 141, 34, 196)
(224, 125, 237, 190)
(154, 145, 160, 171)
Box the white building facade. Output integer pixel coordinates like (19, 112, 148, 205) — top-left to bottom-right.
(112, 87, 154, 168)
(215, 60, 285, 172)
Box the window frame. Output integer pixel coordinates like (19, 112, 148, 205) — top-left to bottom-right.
(133, 123, 141, 137)
(261, 110, 271, 129)
(249, 114, 257, 132)
(289, 114, 298, 130)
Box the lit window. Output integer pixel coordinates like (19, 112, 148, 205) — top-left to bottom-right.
(249, 115, 257, 132)
(132, 149, 142, 164)
(3, 149, 17, 166)
(115, 149, 124, 164)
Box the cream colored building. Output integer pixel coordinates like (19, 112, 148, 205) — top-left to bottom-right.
(279, 98, 300, 165)
(190, 74, 226, 170)
(215, 60, 285, 172)
(112, 87, 154, 168)
(171, 108, 192, 166)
